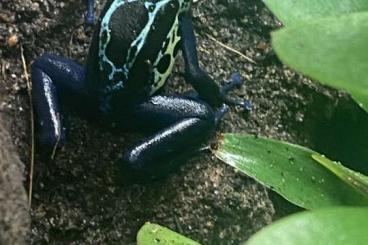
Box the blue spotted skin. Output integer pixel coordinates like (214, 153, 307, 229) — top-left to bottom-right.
(31, 0, 247, 178)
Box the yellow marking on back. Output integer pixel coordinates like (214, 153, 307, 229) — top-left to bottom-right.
(149, 13, 181, 94)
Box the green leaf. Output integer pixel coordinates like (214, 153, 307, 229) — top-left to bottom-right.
(137, 222, 202, 245)
(272, 12, 368, 112)
(214, 133, 368, 209)
(245, 207, 368, 245)
(263, 0, 368, 25)
(312, 154, 368, 196)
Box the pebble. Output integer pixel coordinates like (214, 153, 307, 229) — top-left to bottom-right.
(7, 35, 18, 48)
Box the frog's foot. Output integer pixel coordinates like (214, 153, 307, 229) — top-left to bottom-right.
(222, 96, 252, 111)
(214, 104, 229, 125)
(182, 72, 252, 112)
(221, 72, 244, 93)
(221, 72, 252, 111)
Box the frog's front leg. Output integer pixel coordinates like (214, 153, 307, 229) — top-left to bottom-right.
(85, 0, 95, 25)
(179, 12, 248, 109)
(31, 53, 87, 154)
(119, 95, 226, 179)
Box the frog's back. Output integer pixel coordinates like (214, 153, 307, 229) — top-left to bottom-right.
(86, 0, 190, 105)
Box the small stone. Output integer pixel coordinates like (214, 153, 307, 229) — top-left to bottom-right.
(7, 35, 18, 48)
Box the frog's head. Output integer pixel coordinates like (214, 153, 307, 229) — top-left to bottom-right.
(86, 0, 191, 92)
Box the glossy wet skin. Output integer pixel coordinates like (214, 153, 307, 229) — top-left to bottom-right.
(31, 0, 247, 178)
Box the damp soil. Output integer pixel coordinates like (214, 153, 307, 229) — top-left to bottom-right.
(1, 0, 368, 244)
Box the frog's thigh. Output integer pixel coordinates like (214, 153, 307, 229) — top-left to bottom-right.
(32, 53, 87, 94)
(122, 95, 216, 170)
(31, 53, 87, 149)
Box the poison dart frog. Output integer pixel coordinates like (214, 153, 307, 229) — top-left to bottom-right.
(31, 0, 249, 176)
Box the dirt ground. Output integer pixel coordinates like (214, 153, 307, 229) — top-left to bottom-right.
(0, 116, 30, 245)
(1, 0, 368, 244)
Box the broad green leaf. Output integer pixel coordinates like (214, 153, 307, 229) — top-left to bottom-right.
(272, 13, 368, 112)
(312, 154, 368, 196)
(245, 207, 368, 245)
(214, 133, 368, 209)
(137, 222, 202, 245)
(263, 0, 368, 25)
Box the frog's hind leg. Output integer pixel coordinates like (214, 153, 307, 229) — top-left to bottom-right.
(120, 95, 222, 180)
(31, 53, 87, 154)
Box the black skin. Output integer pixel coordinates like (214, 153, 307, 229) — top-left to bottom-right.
(31, 1, 248, 179)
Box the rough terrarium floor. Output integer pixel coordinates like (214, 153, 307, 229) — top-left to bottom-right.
(1, 0, 364, 244)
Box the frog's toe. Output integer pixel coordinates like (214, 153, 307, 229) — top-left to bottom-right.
(221, 72, 245, 94)
(214, 104, 230, 125)
(223, 95, 252, 112)
(85, 0, 95, 26)
(229, 72, 243, 87)
(85, 15, 95, 26)
(243, 99, 253, 111)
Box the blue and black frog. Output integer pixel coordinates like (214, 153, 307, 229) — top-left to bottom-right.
(31, 0, 248, 176)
